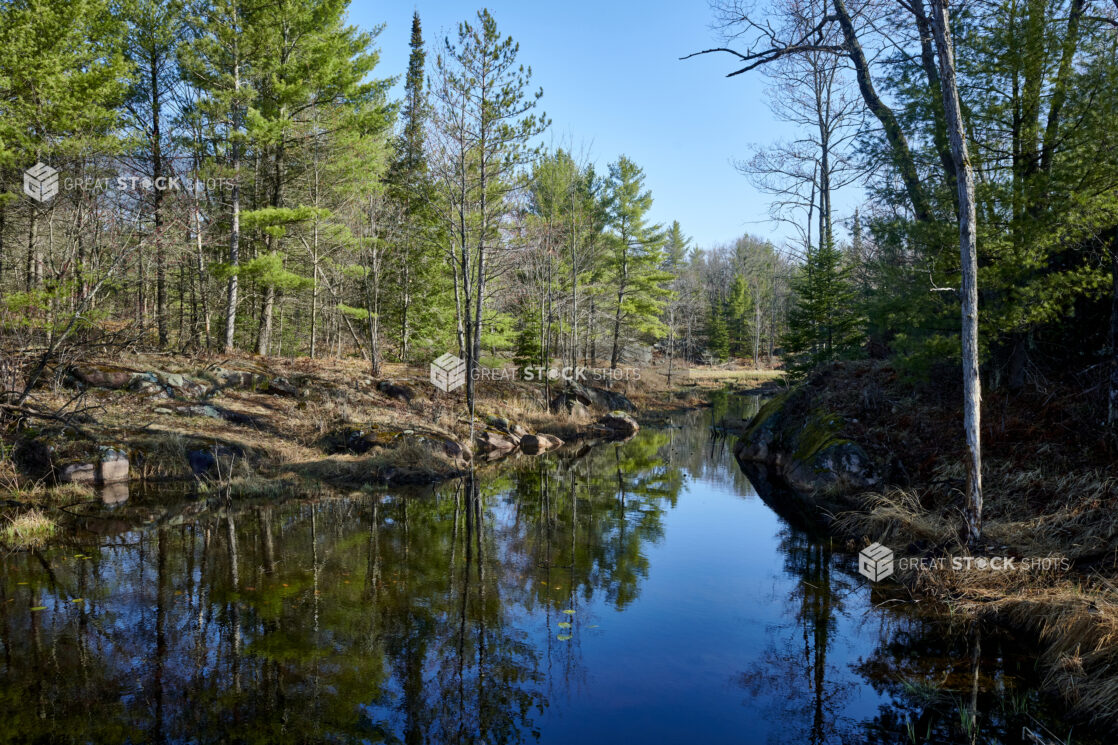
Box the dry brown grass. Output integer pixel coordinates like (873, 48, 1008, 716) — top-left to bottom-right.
(685, 367, 784, 384)
(804, 360, 1118, 729)
(0, 509, 56, 548)
(289, 437, 465, 487)
(836, 477, 1118, 727)
(835, 488, 957, 546)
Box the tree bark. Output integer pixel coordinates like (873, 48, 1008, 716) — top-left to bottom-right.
(151, 51, 167, 348)
(912, 0, 959, 209)
(833, 0, 932, 222)
(1109, 233, 1118, 426)
(930, 0, 983, 546)
(224, 32, 242, 354)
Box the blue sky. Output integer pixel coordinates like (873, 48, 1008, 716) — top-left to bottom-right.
(349, 1, 850, 251)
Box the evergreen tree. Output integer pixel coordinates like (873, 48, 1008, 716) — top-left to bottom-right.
(243, 0, 388, 356)
(512, 304, 543, 376)
(726, 274, 751, 358)
(122, 0, 183, 347)
(707, 301, 730, 361)
(602, 156, 672, 369)
(430, 9, 546, 415)
(783, 240, 861, 374)
(385, 12, 443, 363)
(0, 0, 129, 291)
(664, 220, 691, 269)
(179, 0, 263, 352)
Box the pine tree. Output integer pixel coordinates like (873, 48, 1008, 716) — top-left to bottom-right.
(122, 0, 183, 348)
(783, 239, 862, 374)
(603, 156, 672, 369)
(0, 0, 129, 292)
(726, 274, 751, 358)
(664, 220, 691, 268)
(707, 301, 730, 362)
(384, 12, 440, 363)
(244, 0, 388, 356)
(430, 9, 546, 415)
(512, 305, 543, 376)
(179, 0, 262, 352)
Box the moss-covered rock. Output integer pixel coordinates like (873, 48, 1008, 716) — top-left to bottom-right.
(322, 424, 403, 455)
(735, 386, 878, 498)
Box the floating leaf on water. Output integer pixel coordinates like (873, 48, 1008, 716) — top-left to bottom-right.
(17, 582, 28, 586)
(557, 634, 572, 641)
(561, 609, 576, 615)
(71, 599, 83, 603)
(558, 622, 571, 629)
(29, 606, 46, 611)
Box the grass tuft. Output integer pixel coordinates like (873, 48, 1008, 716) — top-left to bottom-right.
(0, 509, 56, 548)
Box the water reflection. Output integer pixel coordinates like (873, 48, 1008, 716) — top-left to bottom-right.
(0, 403, 1102, 744)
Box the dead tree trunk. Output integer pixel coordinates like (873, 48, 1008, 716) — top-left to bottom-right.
(930, 0, 983, 546)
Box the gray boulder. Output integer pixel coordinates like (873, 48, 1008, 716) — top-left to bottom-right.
(58, 446, 129, 485)
(520, 433, 563, 455)
(474, 429, 518, 458)
(619, 344, 653, 366)
(593, 411, 640, 439)
(70, 364, 137, 389)
(378, 380, 416, 403)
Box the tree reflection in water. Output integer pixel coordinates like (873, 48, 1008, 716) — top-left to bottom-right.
(0, 406, 1103, 744)
(0, 426, 687, 744)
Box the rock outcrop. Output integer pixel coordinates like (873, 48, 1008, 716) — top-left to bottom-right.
(520, 433, 563, 454)
(591, 411, 640, 439)
(549, 382, 635, 415)
(474, 429, 519, 459)
(15, 436, 131, 485)
(70, 364, 138, 390)
(733, 391, 879, 498)
(377, 380, 416, 404)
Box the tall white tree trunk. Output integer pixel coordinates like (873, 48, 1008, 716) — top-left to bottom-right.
(224, 29, 242, 354)
(931, 0, 983, 546)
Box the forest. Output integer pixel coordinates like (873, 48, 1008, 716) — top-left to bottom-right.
(0, 1, 793, 405)
(2, 0, 1118, 740)
(0, 0, 1113, 449)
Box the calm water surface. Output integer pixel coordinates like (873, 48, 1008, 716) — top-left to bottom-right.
(0, 396, 1101, 744)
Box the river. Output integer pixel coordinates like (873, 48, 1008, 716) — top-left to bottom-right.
(0, 395, 1101, 744)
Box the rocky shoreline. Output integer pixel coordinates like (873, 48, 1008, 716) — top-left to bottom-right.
(4, 356, 664, 497)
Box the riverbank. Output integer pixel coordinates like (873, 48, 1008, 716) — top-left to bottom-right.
(732, 359, 1118, 729)
(0, 353, 771, 545)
